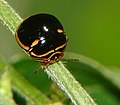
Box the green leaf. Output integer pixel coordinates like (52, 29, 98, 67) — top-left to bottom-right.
(86, 84, 120, 105)
(63, 52, 120, 105)
(64, 52, 120, 89)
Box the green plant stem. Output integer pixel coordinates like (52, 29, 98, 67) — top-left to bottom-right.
(46, 62, 97, 105)
(0, 0, 22, 34)
(0, 0, 97, 105)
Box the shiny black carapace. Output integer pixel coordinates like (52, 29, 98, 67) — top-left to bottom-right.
(15, 14, 68, 66)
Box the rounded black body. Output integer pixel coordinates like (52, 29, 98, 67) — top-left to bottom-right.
(16, 14, 67, 65)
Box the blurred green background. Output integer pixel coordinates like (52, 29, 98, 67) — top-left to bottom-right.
(0, 0, 120, 67)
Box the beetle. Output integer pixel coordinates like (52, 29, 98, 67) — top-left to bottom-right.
(15, 14, 68, 66)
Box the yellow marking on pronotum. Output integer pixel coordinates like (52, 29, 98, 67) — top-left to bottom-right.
(39, 51, 62, 62)
(46, 51, 62, 63)
(29, 47, 33, 52)
(55, 44, 66, 51)
(57, 29, 64, 33)
(31, 39, 40, 47)
(30, 49, 54, 57)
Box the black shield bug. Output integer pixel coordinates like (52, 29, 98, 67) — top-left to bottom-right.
(15, 14, 68, 66)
